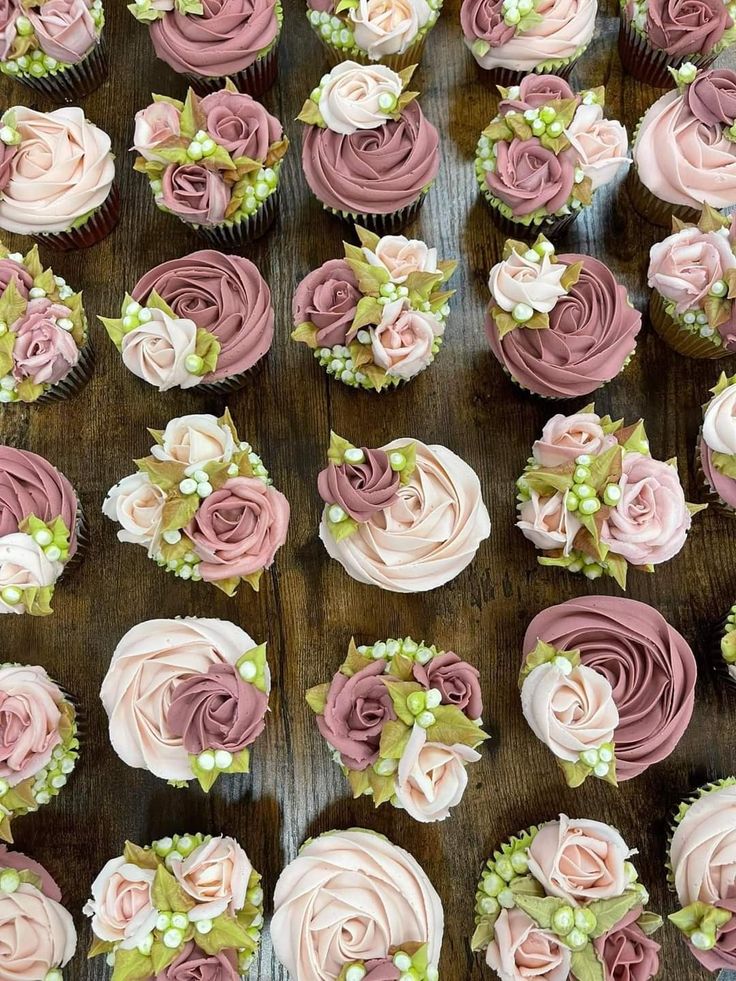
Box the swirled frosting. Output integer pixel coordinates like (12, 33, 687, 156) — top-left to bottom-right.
(302, 101, 440, 215)
(700, 382, 736, 507)
(0, 447, 78, 556)
(523, 596, 696, 780)
(132, 250, 274, 381)
(670, 782, 736, 907)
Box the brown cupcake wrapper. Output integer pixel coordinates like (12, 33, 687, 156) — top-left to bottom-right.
(13, 35, 108, 102)
(475, 58, 578, 89)
(694, 432, 736, 516)
(322, 192, 428, 233)
(195, 355, 267, 394)
(617, 14, 717, 88)
(63, 504, 88, 576)
(626, 168, 702, 228)
(181, 42, 279, 98)
(318, 33, 427, 73)
(31, 184, 120, 252)
(35, 339, 94, 404)
(481, 193, 581, 238)
(648, 291, 729, 359)
(192, 190, 278, 248)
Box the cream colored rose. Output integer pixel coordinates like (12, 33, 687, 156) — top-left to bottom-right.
(489, 250, 567, 315)
(365, 234, 438, 283)
(0, 533, 62, 615)
(150, 413, 235, 474)
(370, 299, 443, 379)
(319, 61, 404, 135)
(486, 908, 571, 981)
(83, 857, 157, 949)
(121, 309, 200, 393)
(351, 0, 432, 58)
(394, 724, 480, 822)
(565, 104, 631, 191)
(703, 383, 736, 456)
(517, 490, 581, 555)
(102, 472, 166, 556)
(171, 836, 251, 920)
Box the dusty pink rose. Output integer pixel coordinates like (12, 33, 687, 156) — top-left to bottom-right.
(533, 412, 618, 467)
(648, 226, 736, 314)
(317, 448, 399, 523)
(170, 836, 250, 919)
(370, 299, 444, 380)
(646, 0, 731, 56)
(292, 259, 361, 347)
(161, 164, 229, 227)
(200, 90, 281, 162)
(83, 857, 157, 948)
(0, 0, 18, 61)
(499, 74, 576, 113)
(0, 256, 31, 296)
(11, 298, 79, 386)
(518, 490, 581, 554)
(460, 0, 515, 47)
(157, 942, 239, 981)
(0, 142, 16, 194)
(133, 102, 181, 161)
(28, 0, 96, 63)
(485, 908, 571, 981)
(486, 138, 575, 217)
(686, 69, 736, 125)
(307, 0, 335, 10)
(564, 104, 630, 191)
(394, 724, 480, 822)
(413, 652, 482, 719)
(593, 906, 661, 981)
(0, 665, 63, 786)
(317, 661, 397, 770)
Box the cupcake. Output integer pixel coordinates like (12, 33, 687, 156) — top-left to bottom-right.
(667, 779, 736, 971)
(461, 0, 597, 87)
(0, 846, 77, 976)
(0, 105, 117, 251)
(292, 225, 456, 391)
(299, 61, 440, 232)
(485, 234, 641, 398)
(102, 409, 290, 597)
(307, 636, 489, 822)
(102, 617, 270, 791)
(85, 833, 263, 977)
(520, 597, 696, 787)
(129, 0, 282, 97)
(476, 76, 630, 237)
(648, 206, 736, 358)
(697, 372, 736, 515)
(718, 604, 736, 684)
(272, 828, 443, 980)
(0, 0, 107, 100)
(472, 815, 662, 980)
(132, 84, 288, 248)
(306, 0, 442, 71)
(630, 66, 736, 227)
(0, 446, 84, 616)
(100, 250, 273, 393)
(318, 431, 491, 592)
(516, 405, 705, 588)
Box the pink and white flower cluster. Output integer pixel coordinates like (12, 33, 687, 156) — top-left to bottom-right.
(0, 0, 103, 77)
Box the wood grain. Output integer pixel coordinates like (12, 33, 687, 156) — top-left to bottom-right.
(1, 1, 735, 978)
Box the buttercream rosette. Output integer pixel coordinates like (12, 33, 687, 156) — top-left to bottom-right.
(292, 225, 456, 391)
(472, 815, 662, 981)
(475, 76, 630, 237)
(667, 779, 736, 971)
(102, 409, 290, 597)
(516, 405, 705, 588)
(299, 61, 440, 231)
(102, 617, 270, 791)
(272, 828, 443, 980)
(485, 234, 641, 398)
(0, 446, 83, 616)
(697, 372, 736, 513)
(519, 596, 696, 789)
(307, 636, 489, 823)
(718, 603, 736, 684)
(85, 833, 263, 981)
(318, 431, 491, 592)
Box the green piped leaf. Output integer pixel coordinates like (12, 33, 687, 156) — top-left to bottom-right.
(306, 683, 330, 714)
(161, 493, 199, 533)
(111, 948, 154, 981)
(514, 893, 566, 929)
(195, 913, 252, 956)
(0, 278, 27, 327)
(382, 680, 423, 726)
(328, 515, 359, 542)
(291, 321, 319, 349)
(712, 451, 736, 479)
(587, 892, 642, 938)
(355, 225, 381, 252)
(519, 639, 579, 686)
(379, 718, 412, 759)
(235, 643, 268, 692)
(425, 705, 489, 749)
(350, 295, 383, 332)
(145, 290, 176, 318)
(327, 431, 355, 465)
(135, 456, 185, 491)
(569, 945, 605, 981)
(637, 910, 664, 936)
(605, 552, 628, 591)
(341, 638, 374, 677)
(194, 328, 220, 375)
(152, 864, 195, 913)
(123, 841, 159, 870)
(0, 330, 15, 376)
(14, 378, 44, 403)
(297, 98, 324, 127)
(179, 88, 205, 140)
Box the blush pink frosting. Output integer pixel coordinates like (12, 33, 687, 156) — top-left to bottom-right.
(28, 0, 99, 64)
(669, 782, 736, 908)
(701, 439, 736, 507)
(0, 846, 62, 900)
(0, 446, 78, 557)
(0, 880, 76, 978)
(11, 298, 80, 387)
(0, 664, 65, 787)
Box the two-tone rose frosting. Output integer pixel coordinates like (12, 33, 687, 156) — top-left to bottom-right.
(85, 833, 263, 979)
(306, 0, 441, 64)
(622, 0, 735, 64)
(0, 0, 105, 84)
(699, 372, 736, 511)
(292, 225, 456, 390)
(102, 410, 289, 596)
(272, 828, 443, 980)
(485, 234, 641, 398)
(307, 636, 488, 822)
(318, 431, 491, 592)
(473, 814, 661, 981)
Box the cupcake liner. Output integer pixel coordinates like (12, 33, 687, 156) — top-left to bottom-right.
(475, 57, 578, 89)
(481, 193, 581, 239)
(194, 355, 266, 395)
(318, 33, 428, 73)
(31, 183, 120, 252)
(694, 432, 736, 515)
(618, 14, 717, 88)
(62, 504, 88, 576)
(14, 35, 108, 102)
(181, 43, 279, 99)
(322, 191, 429, 234)
(626, 167, 701, 228)
(193, 190, 278, 249)
(649, 291, 729, 359)
(35, 339, 94, 404)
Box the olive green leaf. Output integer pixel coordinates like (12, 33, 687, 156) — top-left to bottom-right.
(637, 910, 663, 936)
(0, 329, 15, 376)
(0, 278, 27, 327)
(111, 947, 154, 981)
(297, 98, 324, 127)
(291, 321, 319, 348)
(195, 913, 252, 956)
(305, 683, 330, 714)
(124, 841, 159, 869)
(152, 864, 195, 912)
(327, 431, 355, 465)
(194, 328, 220, 375)
(519, 639, 579, 686)
(379, 719, 412, 760)
(355, 225, 381, 252)
(341, 638, 374, 677)
(587, 892, 641, 938)
(569, 945, 605, 981)
(383, 680, 423, 726)
(426, 705, 489, 749)
(179, 87, 205, 140)
(350, 296, 383, 332)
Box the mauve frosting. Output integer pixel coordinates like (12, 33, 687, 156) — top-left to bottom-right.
(0, 846, 63, 901)
(292, 258, 361, 348)
(28, 0, 99, 64)
(363, 960, 400, 981)
(523, 596, 696, 780)
(132, 250, 274, 381)
(686, 69, 736, 124)
(593, 906, 661, 981)
(413, 651, 483, 719)
(0, 258, 32, 296)
(156, 942, 239, 981)
(0, 447, 78, 557)
(317, 660, 397, 769)
(646, 0, 731, 57)
(485, 138, 575, 218)
(701, 439, 736, 507)
(199, 89, 281, 161)
(317, 448, 400, 523)
(688, 896, 736, 971)
(670, 782, 736, 907)
(302, 101, 440, 215)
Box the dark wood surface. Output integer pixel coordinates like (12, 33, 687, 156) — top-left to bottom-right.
(1, 1, 735, 978)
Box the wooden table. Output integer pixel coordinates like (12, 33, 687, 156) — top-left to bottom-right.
(2, 1, 735, 977)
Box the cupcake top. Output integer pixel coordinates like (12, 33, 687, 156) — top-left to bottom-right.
(318, 431, 491, 592)
(101, 616, 270, 789)
(700, 372, 736, 509)
(485, 234, 641, 398)
(520, 596, 696, 786)
(668, 779, 736, 970)
(0, 242, 87, 403)
(307, 0, 440, 61)
(0, 105, 114, 236)
(634, 66, 736, 211)
(299, 61, 440, 216)
(461, 0, 597, 72)
(132, 83, 288, 231)
(473, 815, 661, 981)
(130, 0, 281, 78)
(307, 636, 488, 822)
(85, 832, 263, 978)
(0, 846, 77, 978)
(476, 76, 629, 227)
(622, 0, 735, 59)
(721, 603, 736, 682)
(292, 225, 456, 390)
(272, 828, 444, 981)
(0, 0, 105, 81)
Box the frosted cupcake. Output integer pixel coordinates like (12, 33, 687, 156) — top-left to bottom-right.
(516, 406, 705, 588)
(476, 76, 630, 237)
(102, 617, 269, 791)
(132, 84, 288, 248)
(129, 0, 282, 97)
(292, 226, 455, 390)
(299, 61, 440, 232)
(718, 603, 736, 684)
(630, 66, 736, 226)
(318, 431, 491, 592)
(668, 780, 736, 971)
(103, 410, 290, 597)
(697, 372, 736, 514)
(0, 106, 116, 251)
(485, 234, 641, 398)
(307, 636, 489, 822)
(101, 251, 273, 393)
(520, 597, 696, 787)
(0, 0, 107, 100)
(0, 446, 84, 616)
(472, 815, 661, 980)
(85, 833, 263, 978)
(461, 0, 597, 87)
(272, 828, 443, 980)
(306, 0, 442, 71)
(0, 846, 77, 976)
